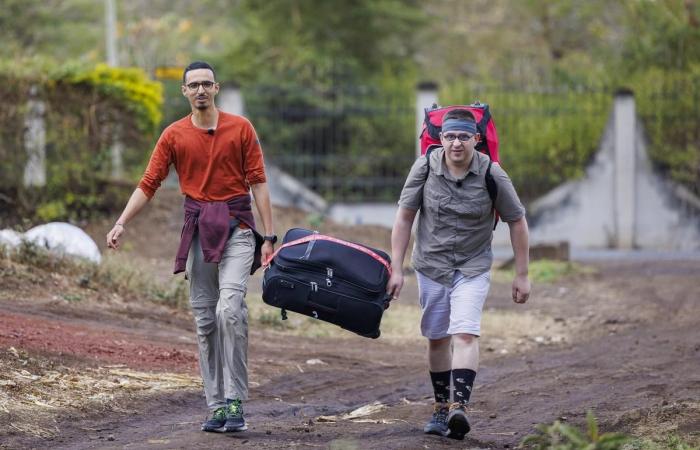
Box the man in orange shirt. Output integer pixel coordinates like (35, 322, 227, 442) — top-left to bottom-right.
(106, 61, 275, 433)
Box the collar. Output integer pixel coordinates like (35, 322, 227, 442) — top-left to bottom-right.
(432, 147, 484, 181)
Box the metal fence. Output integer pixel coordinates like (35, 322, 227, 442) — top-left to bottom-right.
(245, 84, 415, 202)
(244, 82, 619, 203)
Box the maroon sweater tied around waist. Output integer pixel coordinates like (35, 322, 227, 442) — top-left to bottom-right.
(174, 195, 262, 275)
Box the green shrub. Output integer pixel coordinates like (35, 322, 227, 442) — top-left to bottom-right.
(522, 411, 630, 449)
(0, 58, 163, 226)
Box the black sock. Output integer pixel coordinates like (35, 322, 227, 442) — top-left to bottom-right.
(452, 368, 476, 405)
(429, 370, 451, 404)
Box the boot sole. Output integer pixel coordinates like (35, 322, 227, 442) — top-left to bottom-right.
(225, 423, 248, 432)
(423, 426, 449, 437)
(447, 414, 470, 440)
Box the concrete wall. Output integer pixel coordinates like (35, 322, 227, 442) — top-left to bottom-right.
(215, 85, 700, 251)
(525, 93, 700, 251)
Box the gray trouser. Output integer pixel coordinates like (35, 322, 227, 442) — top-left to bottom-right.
(186, 227, 255, 410)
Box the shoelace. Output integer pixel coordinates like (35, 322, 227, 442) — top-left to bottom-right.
(434, 409, 448, 422)
(228, 401, 242, 417)
(212, 407, 227, 421)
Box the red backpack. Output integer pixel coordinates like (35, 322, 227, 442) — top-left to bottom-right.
(419, 102, 500, 162)
(418, 102, 501, 228)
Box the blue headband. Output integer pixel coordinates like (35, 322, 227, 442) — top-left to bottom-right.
(442, 118, 477, 134)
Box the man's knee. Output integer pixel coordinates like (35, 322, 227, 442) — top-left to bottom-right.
(192, 306, 217, 337)
(452, 333, 478, 345)
(217, 286, 247, 325)
(428, 336, 452, 351)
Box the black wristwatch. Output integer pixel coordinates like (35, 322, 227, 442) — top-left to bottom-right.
(263, 234, 278, 244)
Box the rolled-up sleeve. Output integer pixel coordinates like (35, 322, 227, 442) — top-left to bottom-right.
(242, 120, 266, 185)
(138, 131, 172, 199)
(491, 164, 525, 222)
(398, 156, 429, 211)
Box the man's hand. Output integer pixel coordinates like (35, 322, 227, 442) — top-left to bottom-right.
(512, 274, 531, 304)
(386, 270, 404, 301)
(261, 241, 274, 266)
(106, 223, 125, 249)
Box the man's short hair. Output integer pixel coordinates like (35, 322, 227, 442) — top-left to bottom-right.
(443, 109, 476, 122)
(183, 61, 216, 83)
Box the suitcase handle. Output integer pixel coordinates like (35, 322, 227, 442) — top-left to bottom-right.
(264, 234, 392, 276)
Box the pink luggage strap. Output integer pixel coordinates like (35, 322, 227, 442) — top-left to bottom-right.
(264, 234, 392, 276)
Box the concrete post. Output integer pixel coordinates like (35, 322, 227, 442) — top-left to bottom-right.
(613, 89, 636, 248)
(23, 86, 46, 187)
(416, 82, 439, 158)
(110, 126, 124, 178)
(105, 0, 119, 66)
(219, 84, 245, 116)
(105, 0, 124, 178)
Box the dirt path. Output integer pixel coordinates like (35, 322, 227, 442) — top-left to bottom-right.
(2, 259, 698, 449)
(2, 190, 699, 449)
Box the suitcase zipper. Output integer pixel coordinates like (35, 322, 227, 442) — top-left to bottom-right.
(274, 261, 384, 294)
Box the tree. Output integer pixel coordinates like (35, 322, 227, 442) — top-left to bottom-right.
(0, 0, 100, 60)
(216, 0, 426, 85)
(620, 0, 700, 73)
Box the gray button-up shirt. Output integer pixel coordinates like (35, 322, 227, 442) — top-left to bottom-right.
(398, 148, 525, 286)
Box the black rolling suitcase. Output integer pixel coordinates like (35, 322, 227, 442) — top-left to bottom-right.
(262, 228, 392, 338)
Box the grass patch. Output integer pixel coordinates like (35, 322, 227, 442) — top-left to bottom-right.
(247, 293, 423, 340)
(523, 409, 699, 450)
(493, 259, 596, 284)
(2, 241, 188, 308)
(523, 411, 630, 449)
(247, 293, 572, 351)
(0, 347, 200, 440)
(481, 309, 570, 351)
(95, 253, 188, 308)
(625, 434, 698, 450)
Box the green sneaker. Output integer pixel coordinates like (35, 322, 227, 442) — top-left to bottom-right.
(201, 406, 227, 432)
(224, 398, 247, 432)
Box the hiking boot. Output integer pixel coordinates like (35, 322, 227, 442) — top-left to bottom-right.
(446, 402, 470, 440)
(224, 398, 248, 432)
(201, 406, 227, 432)
(423, 402, 449, 436)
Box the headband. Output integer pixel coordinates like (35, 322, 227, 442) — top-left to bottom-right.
(442, 118, 477, 134)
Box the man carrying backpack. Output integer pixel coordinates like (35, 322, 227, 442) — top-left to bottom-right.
(105, 61, 276, 433)
(386, 108, 530, 440)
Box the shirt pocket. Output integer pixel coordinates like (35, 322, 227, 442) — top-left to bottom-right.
(423, 189, 441, 214)
(446, 190, 492, 224)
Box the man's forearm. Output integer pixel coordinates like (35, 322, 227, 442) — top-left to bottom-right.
(116, 188, 150, 226)
(509, 217, 530, 276)
(391, 209, 416, 270)
(251, 182, 274, 235)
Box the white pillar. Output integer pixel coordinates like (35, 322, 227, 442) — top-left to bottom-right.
(105, 0, 124, 177)
(415, 82, 439, 158)
(219, 84, 245, 116)
(613, 90, 636, 248)
(23, 86, 46, 187)
(110, 126, 124, 178)
(105, 0, 119, 66)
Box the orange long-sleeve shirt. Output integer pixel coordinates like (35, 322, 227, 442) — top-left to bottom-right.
(138, 111, 266, 201)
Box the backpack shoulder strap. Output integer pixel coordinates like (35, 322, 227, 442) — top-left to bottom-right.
(423, 146, 439, 183)
(485, 160, 500, 229)
(485, 160, 498, 203)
